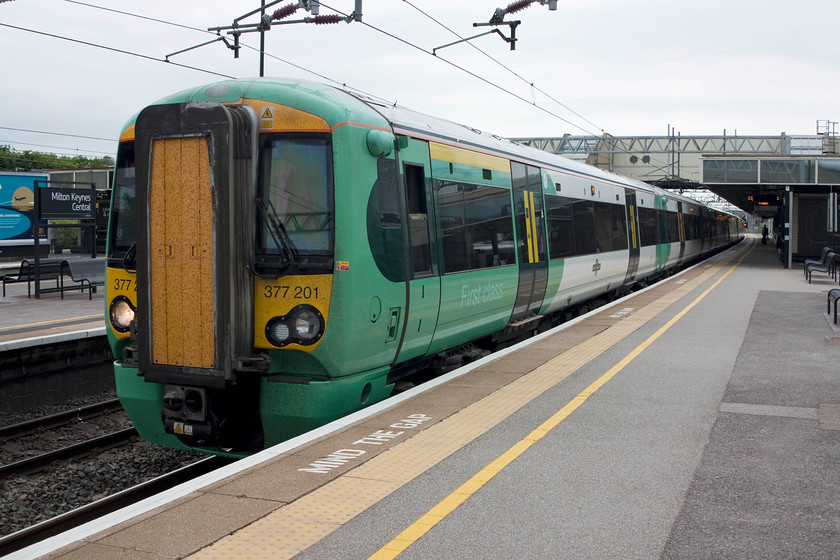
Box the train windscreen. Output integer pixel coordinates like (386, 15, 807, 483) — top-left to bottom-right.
(257, 134, 334, 260)
(108, 141, 136, 262)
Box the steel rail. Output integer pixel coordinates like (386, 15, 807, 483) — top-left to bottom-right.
(0, 455, 235, 557)
(0, 398, 124, 440)
(0, 427, 138, 478)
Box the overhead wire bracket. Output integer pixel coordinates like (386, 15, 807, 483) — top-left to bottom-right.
(165, 36, 236, 62)
(432, 0, 556, 53)
(166, 1, 363, 74)
(433, 25, 519, 55)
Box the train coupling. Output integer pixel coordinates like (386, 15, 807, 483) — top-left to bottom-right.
(162, 385, 214, 441)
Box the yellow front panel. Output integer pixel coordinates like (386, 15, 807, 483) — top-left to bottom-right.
(238, 99, 330, 133)
(149, 137, 215, 369)
(253, 274, 333, 352)
(107, 267, 137, 340)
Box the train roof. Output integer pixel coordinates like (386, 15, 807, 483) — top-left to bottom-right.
(346, 89, 660, 193)
(123, 77, 738, 218)
(345, 87, 736, 216)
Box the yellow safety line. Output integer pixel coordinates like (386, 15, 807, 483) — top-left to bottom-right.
(368, 244, 753, 560)
(0, 314, 102, 332)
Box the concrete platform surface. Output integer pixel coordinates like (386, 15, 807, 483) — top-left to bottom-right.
(12, 235, 840, 560)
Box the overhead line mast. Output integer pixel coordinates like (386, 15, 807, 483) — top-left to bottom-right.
(167, 1, 363, 76)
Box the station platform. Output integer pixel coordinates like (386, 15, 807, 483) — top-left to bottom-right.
(0, 263, 105, 349)
(14, 235, 840, 560)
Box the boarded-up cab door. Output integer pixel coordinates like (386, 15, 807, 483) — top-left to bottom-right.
(134, 102, 261, 387)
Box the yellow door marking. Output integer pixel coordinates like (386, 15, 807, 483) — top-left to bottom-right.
(524, 192, 535, 264)
(368, 244, 753, 559)
(186, 241, 752, 560)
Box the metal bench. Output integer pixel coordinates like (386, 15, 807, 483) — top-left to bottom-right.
(2, 258, 65, 297)
(804, 246, 833, 274)
(828, 289, 840, 325)
(805, 252, 837, 284)
(61, 258, 106, 300)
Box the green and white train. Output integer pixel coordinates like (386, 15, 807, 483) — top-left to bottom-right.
(105, 78, 742, 456)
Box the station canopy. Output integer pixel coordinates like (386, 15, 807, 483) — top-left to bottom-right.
(701, 156, 840, 218)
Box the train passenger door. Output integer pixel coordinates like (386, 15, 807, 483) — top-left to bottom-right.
(677, 204, 686, 264)
(623, 188, 640, 284)
(394, 137, 440, 365)
(510, 162, 548, 324)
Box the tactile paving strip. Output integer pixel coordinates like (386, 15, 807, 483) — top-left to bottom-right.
(187, 249, 744, 560)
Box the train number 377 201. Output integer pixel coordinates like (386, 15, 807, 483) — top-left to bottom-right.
(264, 285, 320, 299)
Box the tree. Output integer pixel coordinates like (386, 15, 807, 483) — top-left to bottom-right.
(0, 145, 114, 172)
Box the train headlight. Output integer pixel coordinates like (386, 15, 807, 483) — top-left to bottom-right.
(268, 322, 291, 345)
(266, 305, 324, 347)
(109, 296, 136, 333)
(294, 309, 321, 341)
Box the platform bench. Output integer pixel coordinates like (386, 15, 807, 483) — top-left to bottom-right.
(2, 258, 65, 298)
(805, 252, 837, 283)
(61, 259, 105, 300)
(828, 289, 840, 325)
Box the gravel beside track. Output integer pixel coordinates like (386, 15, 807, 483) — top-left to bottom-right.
(0, 390, 119, 428)
(0, 392, 202, 538)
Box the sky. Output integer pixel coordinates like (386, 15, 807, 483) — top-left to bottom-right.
(1, 0, 838, 160)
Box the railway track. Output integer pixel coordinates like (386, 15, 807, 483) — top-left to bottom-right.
(0, 398, 137, 478)
(0, 427, 138, 478)
(0, 455, 235, 557)
(0, 398, 123, 440)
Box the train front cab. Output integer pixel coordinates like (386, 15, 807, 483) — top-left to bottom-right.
(106, 94, 396, 456)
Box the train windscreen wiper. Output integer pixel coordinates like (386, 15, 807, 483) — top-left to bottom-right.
(256, 195, 299, 277)
(123, 242, 137, 272)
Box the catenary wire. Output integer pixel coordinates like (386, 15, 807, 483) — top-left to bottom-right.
(0, 22, 235, 79)
(317, 1, 596, 136)
(60, 1, 353, 91)
(391, 1, 673, 172)
(0, 126, 115, 143)
(0, 140, 113, 156)
(59, 0, 604, 138)
(16, 2, 676, 176)
(64, 0, 596, 137)
(401, 0, 606, 134)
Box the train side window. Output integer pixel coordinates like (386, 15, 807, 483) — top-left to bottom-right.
(437, 181, 470, 273)
(593, 202, 613, 252)
(593, 201, 628, 253)
(404, 163, 432, 277)
(436, 180, 515, 273)
(572, 200, 596, 255)
(611, 203, 629, 250)
(545, 195, 575, 259)
(666, 210, 680, 243)
(638, 207, 659, 246)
